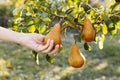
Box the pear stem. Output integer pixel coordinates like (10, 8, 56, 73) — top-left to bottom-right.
(75, 41, 77, 44)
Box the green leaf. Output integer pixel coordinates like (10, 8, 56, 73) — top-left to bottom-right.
(42, 17, 51, 24)
(21, 9, 27, 18)
(84, 43, 91, 51)
(32, 51, 39, 64)
(11, 25, 18, 31)
(27, 20, 34, 26)
(65, 8, 73, 14)
(115, 21, 120, 29)
(98, 34, 105, 49)
(46, 54, 55, 64)
(109, 23, 117, 35)
(13, 8, 22, 18)
(66, 17, 76, 28)
(37, 25, 47, 34)
(101, 23, 108, 35)
(61, 21, 69, 36)
(94, 24, 101, 33)
(27, 25, 36, 33)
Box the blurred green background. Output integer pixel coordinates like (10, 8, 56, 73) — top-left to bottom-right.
(0, 0, 120, 80)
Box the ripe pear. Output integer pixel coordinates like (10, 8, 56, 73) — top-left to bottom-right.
(68, 42, 86, 68)
(44, 23, 61, 47)
(81, 17, 95, 42)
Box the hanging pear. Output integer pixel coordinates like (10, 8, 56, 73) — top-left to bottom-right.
(81, 17, 95, 42)
(44, 23, 61, 47)
(68, 42, 86, 68)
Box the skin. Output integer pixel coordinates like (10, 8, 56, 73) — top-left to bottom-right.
(0, 26, 62, 54)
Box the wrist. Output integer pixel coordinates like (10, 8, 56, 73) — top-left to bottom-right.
(14, 32, 26, 45)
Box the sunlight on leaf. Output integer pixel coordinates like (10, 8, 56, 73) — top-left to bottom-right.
(13, 8, 22, 18)
(25, 6, 34, 15)
(43, 17, 51, 22)
(27, 25, 36, 33)
(101, 23, 108, 35)
(98, 34, 105, 49)
(116, 21, 120, 29)
(37, 25, 46, 34)
(28, 20, 34, 25)
(11, 26, 18, 31)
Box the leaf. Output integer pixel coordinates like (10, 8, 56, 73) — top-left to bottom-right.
(13, 8, 22, 18)
(84, 43, 91, 51)
(66, 17, 76, 28)
(115, 21, 120, 29)
(21, 9, 27, 18)
(65, 8, 73, 14)
(109, 23, 117, 35)
(111, 2, 120, 12)
(42, 17, 51, 24)
(94, 24, 101, 33)
(101, 23, 108, 35)
(110, 28, 117, 35)
(37, 25, 47, 34)
(46, 54, 55, 64)
(27, 25, 36, 33)
(25, 6, 34, 15)
(11, 25, 18, 31)
(32, 51, 39, 64)
(27, 20, 34, 26)
(61, 21, 69, 36)
(98, 34, 105, 49)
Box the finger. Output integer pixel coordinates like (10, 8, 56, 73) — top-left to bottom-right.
(42, 40, 54, 53)
(37, 39, 50, 52)
(48, 44, 60, 55)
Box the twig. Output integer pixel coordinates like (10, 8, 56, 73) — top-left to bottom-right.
(92, 20, 104, 25)
(52, 14, 67, 19)
(86, 4, 98, 13)
(76, 22, 84, 26)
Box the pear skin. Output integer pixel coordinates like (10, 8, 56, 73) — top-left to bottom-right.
(81, 17, 95, 42)
(68, 42, 86, 68)
(44, 23, 61, 47)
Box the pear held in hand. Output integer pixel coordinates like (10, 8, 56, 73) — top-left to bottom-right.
(81, 17, 95, 42)
(44, 23, 61, 47)
(68, 42, 86, 68)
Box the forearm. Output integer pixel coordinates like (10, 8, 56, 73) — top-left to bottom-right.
(0, 26, 22, 44)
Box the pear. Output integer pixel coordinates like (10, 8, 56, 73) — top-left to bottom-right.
(44, 23, 61, 47)
(68, 42, 86, 68)
(81, 17, 95, 42)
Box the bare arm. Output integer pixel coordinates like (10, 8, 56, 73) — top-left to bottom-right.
(0, 26, 23, 43)
(0, 26, 61, 54)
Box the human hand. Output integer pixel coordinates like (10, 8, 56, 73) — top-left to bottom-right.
(18, 33, 62, 54)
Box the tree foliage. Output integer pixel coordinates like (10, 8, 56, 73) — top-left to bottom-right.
(9, 0, 120, 51)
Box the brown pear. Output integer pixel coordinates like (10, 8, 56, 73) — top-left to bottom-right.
(81, 17, 95, 42)
(44, 23, 61, 47)
(68, 42, 86, 68)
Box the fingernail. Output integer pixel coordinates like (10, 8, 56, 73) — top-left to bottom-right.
(51, 40, 54, 43)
